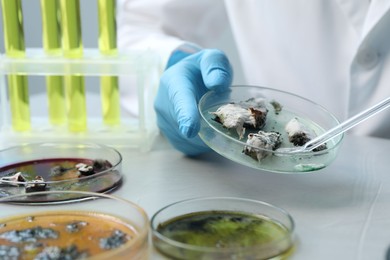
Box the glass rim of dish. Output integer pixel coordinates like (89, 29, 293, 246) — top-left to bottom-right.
(0, 190, 130, 205)
(198, 84, 344, 157)
(0, 141, 123, 185)
(0, 190, 150, 258)
(150, 196, 295, 254)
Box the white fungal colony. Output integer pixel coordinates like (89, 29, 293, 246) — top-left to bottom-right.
(211, 99, 326, 162)
(243, 131, 282, 161)
(285, 117, 327, 151)
(210, 98, 268, 139)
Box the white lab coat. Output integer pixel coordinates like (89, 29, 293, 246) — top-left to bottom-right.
(118, 0, 390, 138)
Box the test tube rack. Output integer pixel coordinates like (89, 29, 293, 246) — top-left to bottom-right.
(0, 0, 161, 151)
(0, 48, 161, 151)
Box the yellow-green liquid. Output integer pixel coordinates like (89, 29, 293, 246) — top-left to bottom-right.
(41, 0, 62, 54)
(98, 0, 117, 55)
(64, 75, 86, 132)
(100, 76, 120, 126)
(59, 0, 86, 132)
(59, 0, 82, 58)
(98, 0, 120, 126)
(1, 0, 31, 131)
(41, 0, 66, 125)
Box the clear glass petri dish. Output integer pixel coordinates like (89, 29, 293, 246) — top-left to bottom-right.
(198, 85, 343, 173)
(151, 197, 295, 260)
(0, 191, 150, 259)
(0, 142, 122, 202)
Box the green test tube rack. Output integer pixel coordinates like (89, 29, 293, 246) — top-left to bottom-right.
(0, 1, 161, 151)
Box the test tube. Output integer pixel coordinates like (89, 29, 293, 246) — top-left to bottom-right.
(98, 0, 120, 126)
(40, 0, 66, 125)
(59, 0, 86, 132)
(0, 0, 30, 131)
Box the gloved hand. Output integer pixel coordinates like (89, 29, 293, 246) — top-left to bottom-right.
(154, 48, 233, 156)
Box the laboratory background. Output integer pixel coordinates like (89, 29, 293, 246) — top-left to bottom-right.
(1, 1, 390, 260)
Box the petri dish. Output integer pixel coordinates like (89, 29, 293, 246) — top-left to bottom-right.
(0, 142, 122, 202)
(198, 85, 344, 173)
(0, 191, 149, 260)
(151, 197, 295, 260)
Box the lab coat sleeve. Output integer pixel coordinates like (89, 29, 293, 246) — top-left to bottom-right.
(117, 0, 188, 66)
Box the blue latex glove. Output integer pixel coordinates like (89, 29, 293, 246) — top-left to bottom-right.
(154, 48, 233, 156)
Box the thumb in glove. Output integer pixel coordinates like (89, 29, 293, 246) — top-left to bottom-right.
(154, 48, 233, 156)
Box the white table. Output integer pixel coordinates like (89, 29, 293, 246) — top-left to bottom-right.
(1, 133, 390, 260)
(110, 134, 390, 260)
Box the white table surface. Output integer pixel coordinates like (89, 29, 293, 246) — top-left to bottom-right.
(111, 134, 390, 260)
(1, 133, 390, 260)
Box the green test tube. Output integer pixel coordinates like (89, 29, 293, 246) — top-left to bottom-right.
(40, 0, 66, 125)
(98, 0, 120, 126)
(1, 0, 30, 131)
(59, 0, 86, 132)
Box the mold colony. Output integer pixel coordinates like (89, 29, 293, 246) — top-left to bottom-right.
(210, 98, 327, 162)
(0, 211, 142, 259)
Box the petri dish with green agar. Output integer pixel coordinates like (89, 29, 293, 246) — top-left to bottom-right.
(0, 142, 122, 203)
(151, 197, 295, 259)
